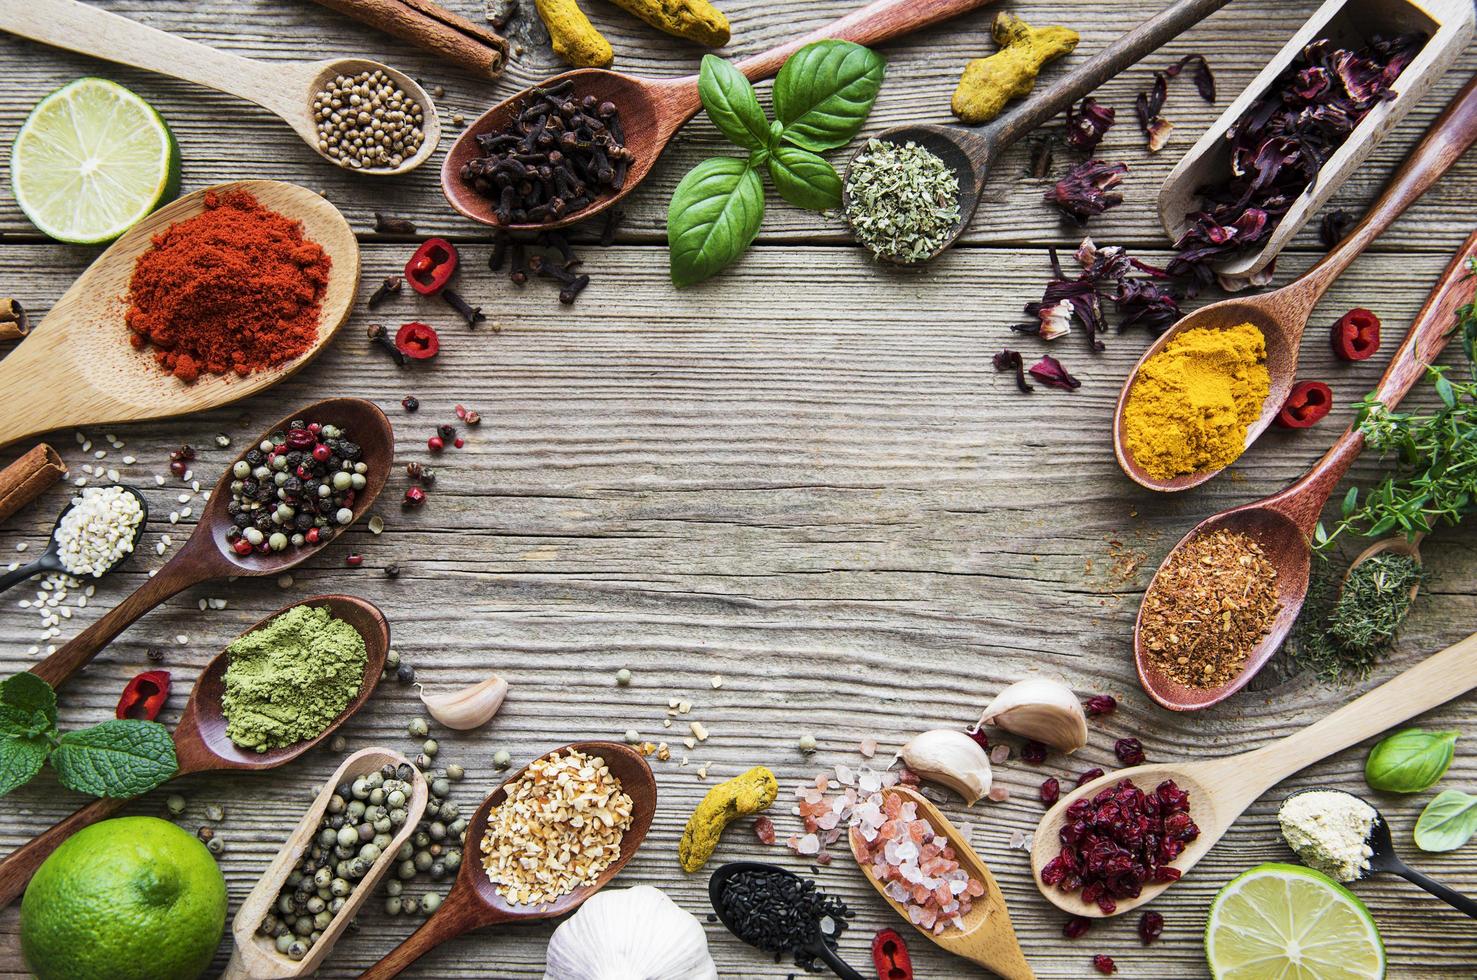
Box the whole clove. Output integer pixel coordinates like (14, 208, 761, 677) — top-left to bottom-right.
(374, 212, 418, 235)
(599, 209, 624, 247)
(366, 275, 403, 309)
(442, 287, 486, 327)
(489, 233, 510, 272)
(510, 244, 529, 285)
(559, 275, 590, 305)
(367, 323, 406, 365)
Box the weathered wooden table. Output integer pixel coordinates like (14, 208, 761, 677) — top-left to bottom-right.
(2, 1, 1476, 976)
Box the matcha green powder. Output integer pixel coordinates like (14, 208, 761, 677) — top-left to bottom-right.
(222, 605, 367, 752)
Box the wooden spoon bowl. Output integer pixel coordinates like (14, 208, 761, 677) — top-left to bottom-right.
(30, 396, 393, 692)
(0, 593, 389, 908)
(358, 741, 656, 979)
(0, 181, 360, 449)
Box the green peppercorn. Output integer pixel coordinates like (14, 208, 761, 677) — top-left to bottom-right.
(413, 851, 433, 872)
(207, 837, 224, 855)
(799, 733, 817, 753)
(422, 892, 442, 914)
(384, 896, 403, 916)
(422, 738, 438, 757)
(616, 668, 632, 686)
(386, 649, 401, 669)
(397, 859, 417, 879)
(443, 850, 462, 870)
(446, 764, 465, 781)
(275, 934, 295, 954)
(493, 749, 511, 770)
(408, 718, 429, 738)
(431, 777, 450, 797)
(401, 896, 420, 916)
(330, 734, 348, 753)
(166, 794, 187, 816)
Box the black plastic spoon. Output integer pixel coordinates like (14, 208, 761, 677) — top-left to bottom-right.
(0, 485, 148, 595)
(1363, 799, 1477, 918)
(709, 861, 865, 980)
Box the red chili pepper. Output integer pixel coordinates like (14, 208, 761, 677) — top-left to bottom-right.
(404, 239, 458, 295)
(116, 670, 171, 721)
(871, 928, 913, 980)
(1276, 380, 1333, 428)
(1331, 308, 1380, 361)
(395, 321, 440, 360)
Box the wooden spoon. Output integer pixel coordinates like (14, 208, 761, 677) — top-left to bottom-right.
(0, 0, 439, 176)
(0, 485, 148, 595)
(441, 0, 999, 232)
(27, 397, 392, 693)
(842, 0, 1234, 266)
(0, 593, 388, 909)
(0, 181, 360, 449)
(1342, 531, 1425, 605)
(849, 787, 1033, 980)
(1035, 629, 1477, 918)
(357, 741, 656, 979)
(1136, 227, 1477, 711)
(1115, 71, 1477, 492)
(224, 748, 429, 980)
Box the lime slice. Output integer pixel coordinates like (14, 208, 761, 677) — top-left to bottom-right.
(11, 78, 180, 244)
(1206, 863, 1385, 980)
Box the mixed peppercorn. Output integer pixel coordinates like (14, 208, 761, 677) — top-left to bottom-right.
(223, 420, 368, 555)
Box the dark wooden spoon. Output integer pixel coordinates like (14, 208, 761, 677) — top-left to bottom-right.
(358, 741, 656, 979)
(28, 397, 392, 692)
(709, 861, 867, 980)
(1135, 228, 1477, 711)
(842, 0, 1234, 265)
(441, 0, 998, 232)
(0, 485, 148, 594)
(0, 593, 388, 908)
(1115, 71, 1477, 492)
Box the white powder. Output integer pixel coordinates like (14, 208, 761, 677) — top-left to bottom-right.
(53, 486, 144, 577)
(1278, 790, 1375, 882)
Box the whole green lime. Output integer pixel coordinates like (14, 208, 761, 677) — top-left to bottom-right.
(21, 816, 226, 980)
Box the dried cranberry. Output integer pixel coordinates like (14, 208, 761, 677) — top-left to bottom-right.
(1076, 768, 1105, 788)
(1084, 694, 1117, 717)
(1114, 738, 1145, 765)
(1093, 954, 1116, 974)
(1040, 777, 1061, 806)
(967, 729, 990, 751)
(1062, 916, 1091, 939)
(1138, 910, 1164, 944)
(1021, 740, 1048, 764)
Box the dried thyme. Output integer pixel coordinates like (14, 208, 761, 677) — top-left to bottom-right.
(844, 139, 961, 263)
(1289, 552, 1422, 682)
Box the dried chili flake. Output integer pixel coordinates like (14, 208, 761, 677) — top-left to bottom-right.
(1065, 97, 1116, 152)
(1029, 355, 1081, 391)
(993, 349, 1033, 392)
(1046, 160, 1129, 225)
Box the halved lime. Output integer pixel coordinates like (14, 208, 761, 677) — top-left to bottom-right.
(11, 78, 180, 244)
(1205, 863, 1385, 979)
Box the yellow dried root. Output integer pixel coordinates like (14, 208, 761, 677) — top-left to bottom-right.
(678, 765, 777, 872)
(951, 12, 1079, 125)
(535, 0, 615, 67)
(605, 0, 731, 47)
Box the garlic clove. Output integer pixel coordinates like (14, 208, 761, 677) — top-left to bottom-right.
(418, 675, 508, 730)
(898, 729, 992, 805)
(977, 677, 1087, 753)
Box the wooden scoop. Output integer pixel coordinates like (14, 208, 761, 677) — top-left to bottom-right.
(0, 485, 148, 595)
(0, 0, 439, 176)
(224, 748, 429, 980)
(0, 181, 359, 449)
(357, 741, 656, 979)
(1035, 629, 1477, 918)
(441, 0, 998, 232)
(1115, 71, 1477, 492)
(843, 0, 1234, 266)
(27, 397, 393, 693)
(849, 787, 1032, 980)
(1135, 227, 1477, 711)
(0, 593, 388, 909)
(1343, 531, 1425, 605)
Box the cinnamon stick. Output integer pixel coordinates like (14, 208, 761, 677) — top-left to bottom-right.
(0, 298, 27, 341)
(311, 0, 509, 78)
(0, 444, 66, 527)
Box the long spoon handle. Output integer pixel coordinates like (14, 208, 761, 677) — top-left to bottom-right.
(733, 0, 998, 82)
(1390, 861, 1477, 919)
(0, 558, 47, 595)
(0, 0, 295, 117)
(357, 894, 488, 979)
(988, 0, 1235, 151)
(0, 795, 129, 908)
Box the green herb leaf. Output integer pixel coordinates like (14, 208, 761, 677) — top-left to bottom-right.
(1366, 729, 1458, 793)
(51, 720, 178, 798)
(1414, 789, 1477, 852)
(0, 672, 57, 740)
(772, 41, 885, 151)
(698, 55, 770, 151)
(1342, 487, 1359, 518)
(0, 734, 50, 797)
(1313, 522, 1328, 546)
(668, 157, 765, 287)
(1437, 374, 1457, 408)
(767, 145, 841, 212)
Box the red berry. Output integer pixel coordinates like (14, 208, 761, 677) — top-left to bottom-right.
(1062, 915, 1091, 939)
(428, 436, 444, 452)
(1084, 694, 1117, 717)
(1040, 777, 1060, 806)
(1138, 910, 1164, 944)
(1114, 738, 1145, 766)
(1093, 954, 1116, 974)
(403, 486, 427, 508)
(453, 437, 464, 449)
(232, 539, 254, 556)
(1021, 740, 1048, 764)
(306, 528, 320, 544)
(312, 444, 332, 462)
(345, 554, 363, 567)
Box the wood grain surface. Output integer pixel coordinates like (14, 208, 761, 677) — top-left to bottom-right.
(2, 1, 1477, 978)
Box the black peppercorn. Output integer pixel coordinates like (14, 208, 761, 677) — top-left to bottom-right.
(402, 395, 419, 412)
(396, 664, 415, 684)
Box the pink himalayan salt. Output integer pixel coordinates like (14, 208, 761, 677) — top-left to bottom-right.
(850, 792, 986, 936)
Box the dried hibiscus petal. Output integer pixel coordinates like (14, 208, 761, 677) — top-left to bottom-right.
(1029, 355, 1081, 391)
(993, 349, 1033, 393)
(1135, 54, 1215, 153)
(1046, 160, 1129, 225)
(1066, 97, 1116, 152)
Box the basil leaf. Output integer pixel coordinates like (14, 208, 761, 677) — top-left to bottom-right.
(699, 55, 770, 151)
(51, 720, 178, 798)
(1365, 729, 1458, 793)
(768, 145, 841, 212)
(668, 157, 765, 287)
(1414, 789, 1477, 852)
(0, 672, 57, 740)
(773, 41, 885, 151)
(0, 733, 50, 797)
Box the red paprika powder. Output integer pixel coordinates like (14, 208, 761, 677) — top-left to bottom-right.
(125, 190, 332, 383)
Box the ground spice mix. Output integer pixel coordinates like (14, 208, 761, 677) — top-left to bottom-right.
(125, 190, 331, 383)
(1141, 528, 1280, 687)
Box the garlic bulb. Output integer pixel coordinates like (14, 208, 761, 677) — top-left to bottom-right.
(417, 675, 508, 730)
(977, 678, 1087, 753)
(898, 729, 992, 805)
(543, 885, 718, 980)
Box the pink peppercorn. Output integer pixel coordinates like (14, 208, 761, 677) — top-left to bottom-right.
(1093, 954, 1116, 974)
(428, 435, 444, 452)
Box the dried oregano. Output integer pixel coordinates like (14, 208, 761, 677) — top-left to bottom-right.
(843, 139, 961, 263)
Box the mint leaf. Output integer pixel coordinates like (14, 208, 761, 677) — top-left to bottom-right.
(51, 720, 177, 798)
(699, 55, 770, 151)
(668, 157, 765, 287)
(0, 734, 50, 797)
(768, 145, 841, 212)
(0, 672, 57, 739)
(773, 41, 885, 152)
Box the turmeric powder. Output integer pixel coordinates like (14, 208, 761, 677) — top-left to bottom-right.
(605, 0, 730, 47)
(535, 0, 614, 67)
(952, 13, 1079, 125)
(678, 765, 777, 872)
(1124, 323, 1270, 480)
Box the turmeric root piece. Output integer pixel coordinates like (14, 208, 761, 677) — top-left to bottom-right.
(952, 12, 1079, 125)
(604, 0, 730, 47)
(678, 765, 778, 872)
(535, 0, 615, 67)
